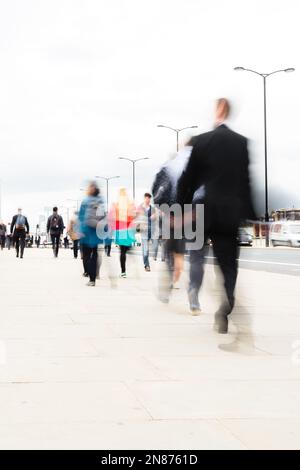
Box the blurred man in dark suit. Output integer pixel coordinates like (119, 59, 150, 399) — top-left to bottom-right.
(177, 98, 256, 333)
(10, 208, 30, 259)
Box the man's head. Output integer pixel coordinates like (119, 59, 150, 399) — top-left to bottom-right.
(144, 193, 152, 206)
(53, 206, 58, 213)
(215, 98, 231, 125)
(17, 208, 22, 214)
(87, 181, 100, 197)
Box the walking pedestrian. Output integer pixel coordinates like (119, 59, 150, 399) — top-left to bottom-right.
(79, 181, 105, 286)
(177, 98, 256, 331)
(152, 144, 192, 300)
(67, 211, 80, 259)
(47, 207, 64, 258)
(109, 188, 136, 278)
(10, 208, 30, 259)
(104, 223, 113, 257)
(137, 193, 159, 272)
(0, 221, 6, 250)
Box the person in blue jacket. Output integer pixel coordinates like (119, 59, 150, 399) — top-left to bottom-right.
(79, 181, 104, 286)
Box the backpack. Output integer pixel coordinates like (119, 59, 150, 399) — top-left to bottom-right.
(16, 215, 26, 229)
(50, 214, 61, 232)
(152, 167, 173, 206)
(85, 201, 105, 228)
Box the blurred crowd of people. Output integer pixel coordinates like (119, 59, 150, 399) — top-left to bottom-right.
(0, 98, 256, 334)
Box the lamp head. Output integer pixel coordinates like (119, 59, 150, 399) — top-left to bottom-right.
(284, 68, 295, 73)
(234, 66, 245, 71)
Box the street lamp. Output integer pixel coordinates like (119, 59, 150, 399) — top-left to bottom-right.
(157, 125, 198, 152)
(95, 175, 120, 212)
(234, 66, 295, 246)
(118, 157, 149, 200)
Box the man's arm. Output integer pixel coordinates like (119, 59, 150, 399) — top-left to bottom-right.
(177, 144, 201, 206)
(10, 216, 16, 234)
(60, 216, 65, 234)
(25, 218, 30, 234)
(46, 216, 50, 233)
(240, 140, 257, 221)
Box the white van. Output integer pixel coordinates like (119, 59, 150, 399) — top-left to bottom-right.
(270, 221, 300, 248)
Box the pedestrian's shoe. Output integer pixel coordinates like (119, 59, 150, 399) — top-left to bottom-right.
(157, 285, 172, 304)
(157, 292, 170, 304)
(190, 307, 201, 316)
(120, 273, 127, 278)
(145, 266, 151, 272)
(86, 281, 96, 287)
(82, 272, 89, 277)
(214, 312, 228, 334)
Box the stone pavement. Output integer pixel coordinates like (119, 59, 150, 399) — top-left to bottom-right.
(0, 247, 300, 450)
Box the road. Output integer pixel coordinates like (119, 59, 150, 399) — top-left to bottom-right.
(206, 247, 300, 277)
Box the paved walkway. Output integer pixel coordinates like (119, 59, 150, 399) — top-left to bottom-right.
(0, 247, 300, 449)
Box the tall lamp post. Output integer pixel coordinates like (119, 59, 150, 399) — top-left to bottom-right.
(118, 157, 149, 200)
(157, 125, 198, 152)
(95, 175, 120, 212)
(234, 66, 295, 247)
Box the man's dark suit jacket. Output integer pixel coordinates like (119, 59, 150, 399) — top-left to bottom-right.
(10, 215, 30, 234)
(177, 124, 256, 234)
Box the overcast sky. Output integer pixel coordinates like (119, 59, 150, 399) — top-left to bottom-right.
(0, 0, 299, 228)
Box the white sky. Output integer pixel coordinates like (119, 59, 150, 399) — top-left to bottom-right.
(0, 0, 299, 229)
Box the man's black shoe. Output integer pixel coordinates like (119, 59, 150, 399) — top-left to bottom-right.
(214, 312, 228, 334)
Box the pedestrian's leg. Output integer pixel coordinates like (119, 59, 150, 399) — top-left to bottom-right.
(89, 247, 98, 282)
(120, 245, 128, 274)
(211, 232, 238, 334)
(82, 245, 90, 276)
(51, 235, 55, 256)
(73, 240, 78, 258)
(20, 232, 26, 258)
(141, 239, 149, 268)
(173, 253, 184, 284)
(211, 232, 238, 313)
(106, 243, 111, 257)
(157, 240, 173, 303)
(55, 235, 60, 257)
(160, 239, 165, 261)
(188, 245, 207, 311)
(152, 238, 159, 260)
(96, 245, 102, 279)
(120, 246, 125, 274)
(15, 234, 20, 257)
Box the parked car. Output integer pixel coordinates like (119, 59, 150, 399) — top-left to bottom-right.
(270, 222, 300, 247)
(237, 228, 253, 246)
